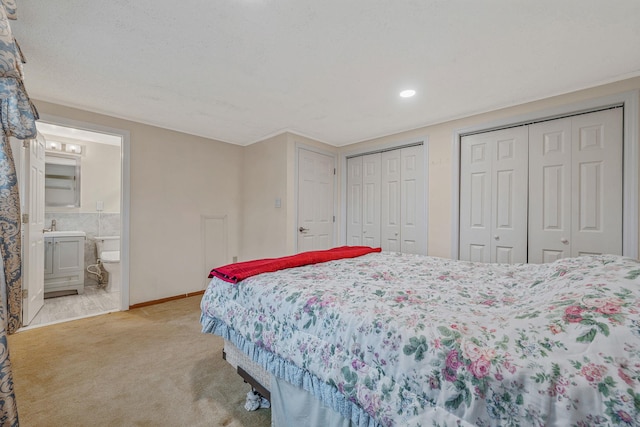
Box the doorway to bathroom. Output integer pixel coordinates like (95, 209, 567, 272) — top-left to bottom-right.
(19, 118, 129, 329)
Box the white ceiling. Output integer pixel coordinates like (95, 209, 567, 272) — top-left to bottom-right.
(12, 1, 640, 147)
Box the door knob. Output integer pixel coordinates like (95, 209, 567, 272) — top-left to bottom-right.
(298, 227, 309, 233)
(494, 235, 499, 240)
(560, 238, 569, 245)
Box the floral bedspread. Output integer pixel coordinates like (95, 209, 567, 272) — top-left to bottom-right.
(200, 252, 640, 426)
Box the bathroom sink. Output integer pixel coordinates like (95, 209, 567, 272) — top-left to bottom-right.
(44, 230, 86, 237)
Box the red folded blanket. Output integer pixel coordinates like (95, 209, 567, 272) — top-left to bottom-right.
(208, 246, 382, 283)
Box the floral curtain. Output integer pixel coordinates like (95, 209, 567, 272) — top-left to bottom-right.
(0, 0, 39, 425)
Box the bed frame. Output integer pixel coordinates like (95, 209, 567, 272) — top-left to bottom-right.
(223, 339, 271, 401)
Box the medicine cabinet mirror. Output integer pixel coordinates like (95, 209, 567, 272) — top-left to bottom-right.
(45, 154, 81, 207)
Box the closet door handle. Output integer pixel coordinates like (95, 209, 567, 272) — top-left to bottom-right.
(298, 227, 309, 233)
(494, 235, 500, 241)
(560, 238, 569, 245)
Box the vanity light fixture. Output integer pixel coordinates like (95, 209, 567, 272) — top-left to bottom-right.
(45, 140, 84, 155)
(399, 89, 416, 98)
(46, 140, 62, 151)
(65, 143, 82, 154)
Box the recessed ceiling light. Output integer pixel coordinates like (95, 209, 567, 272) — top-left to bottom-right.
(399, 89, 416, 98)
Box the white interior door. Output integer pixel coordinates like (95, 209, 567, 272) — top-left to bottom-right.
(346, 157, 363, 245)
(23, 134, 46, 325)
(460, 127, 528, 263)
(528, 109, 622, 262)
(571, 108, 623, 257)
(528, 117, 573, 263)
(297, 148, 335, 252)
(460, 134, 493, 262)
(381, 150, 401, 252)
(348, 145, 426, 254)
(491, 128, 528, 263)
(361, 153, 381, 247)
(400, 145, 425, 254)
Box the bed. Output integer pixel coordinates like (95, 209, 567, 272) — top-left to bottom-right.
(200, 249, 640, 426)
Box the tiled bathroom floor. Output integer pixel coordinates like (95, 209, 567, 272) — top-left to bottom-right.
(24, 286, 121, 329)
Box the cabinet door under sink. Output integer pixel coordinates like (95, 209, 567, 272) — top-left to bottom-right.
(44, 238, 53, 276)
(44, 235, 85, 294)
(54, 237, 83, 272)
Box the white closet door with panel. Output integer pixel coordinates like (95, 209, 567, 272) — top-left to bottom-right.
(362, 153, 381, 247)
(528, 117, 572, 263)
(347, 145, 425, 254)
(381, 150, 401, 252)
(381, 146, 426, 253)
(346, 156, 363, 246)
(399, 146, 425, 254)
(459, 127, 528, 263)
(571, 109, 623, 257)
(528, 108, 623, 262)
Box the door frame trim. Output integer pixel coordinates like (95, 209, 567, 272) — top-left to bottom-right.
(37, 113, 131, 310)
(451, 90, 639, 260)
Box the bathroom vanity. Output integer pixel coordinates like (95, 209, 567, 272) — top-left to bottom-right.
(44, 231, 86, 295)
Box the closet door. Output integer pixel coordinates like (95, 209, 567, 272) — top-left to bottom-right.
(362, 153, 381, 247)
(460, 127, 528, 263)
(528, 117, 573, 263)
(528, 108, 623, 261)
(460, 133, 492, 262)
(571, 108, 622, 256)
(347, 145, 426, 254)
(346, 156, 363, 245)
(529, 108, 623, 263)
(400, 146, 425, 254)
(381, 150, 401, 252)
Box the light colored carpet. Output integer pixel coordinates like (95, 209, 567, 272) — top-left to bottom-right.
(7, 296, 271, 427)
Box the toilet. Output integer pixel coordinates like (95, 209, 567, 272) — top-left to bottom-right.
(96, 236, 120, 292)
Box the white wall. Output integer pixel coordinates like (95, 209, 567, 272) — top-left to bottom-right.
(241, 133, 289, 260)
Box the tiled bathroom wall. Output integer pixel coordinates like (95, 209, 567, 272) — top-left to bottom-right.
(45, 212, 120, 286)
